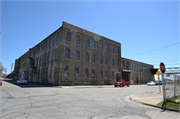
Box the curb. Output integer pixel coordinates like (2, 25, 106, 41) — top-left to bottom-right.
(130, 96, 180, 112)
(56, 86, 114, 88)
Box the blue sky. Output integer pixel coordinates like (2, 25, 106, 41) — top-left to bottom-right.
(0, 0, 179, 78)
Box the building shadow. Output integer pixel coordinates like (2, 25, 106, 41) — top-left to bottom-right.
(2, 79, 54, 88)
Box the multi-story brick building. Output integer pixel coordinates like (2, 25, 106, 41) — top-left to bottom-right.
(121, 57, 154, 84)
(13, 21, 154, 85)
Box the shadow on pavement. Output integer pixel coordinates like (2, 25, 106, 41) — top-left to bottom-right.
(3, 79, 54, 88)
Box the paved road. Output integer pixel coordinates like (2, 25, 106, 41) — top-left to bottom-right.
(0, 79, 179, 119)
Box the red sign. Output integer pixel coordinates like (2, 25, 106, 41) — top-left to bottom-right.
(160, 62, 166, 73)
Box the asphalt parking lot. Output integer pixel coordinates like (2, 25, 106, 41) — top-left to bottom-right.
(0, 79, 179, 119)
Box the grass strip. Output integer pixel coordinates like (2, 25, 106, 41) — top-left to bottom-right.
(157, 101, 179, 110)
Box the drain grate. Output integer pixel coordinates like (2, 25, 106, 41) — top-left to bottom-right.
(0, 90, 6, 91)
(24, 92, 31, 94)
(7, 97, 15, 99)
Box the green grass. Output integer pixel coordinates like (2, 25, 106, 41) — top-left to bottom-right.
(157, 101, 179, 110)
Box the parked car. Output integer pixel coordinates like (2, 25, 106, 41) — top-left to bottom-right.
(155, 81, 166, 85)
(0, 79, 2, 86)
(17, 78, 28, 85)
(114, 79, 130, 87)
(147, 81, 155, 86)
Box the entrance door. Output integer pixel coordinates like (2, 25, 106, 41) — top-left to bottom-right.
(116, 73, 120, 81)
(136, 77, 138, 84)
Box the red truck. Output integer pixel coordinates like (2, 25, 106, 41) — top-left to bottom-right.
(114, 79, 130, 87)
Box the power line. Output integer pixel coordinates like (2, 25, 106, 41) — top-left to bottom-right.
(0, 55, 12, 63)
(126, 42, 180, 57)
(2, 0, 6, 25)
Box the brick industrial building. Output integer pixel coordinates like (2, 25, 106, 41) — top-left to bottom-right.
(13, 22, 154, 85)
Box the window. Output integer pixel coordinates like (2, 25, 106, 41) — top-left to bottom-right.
(66, 32, 71, 42)
(105, 57, 108, 65)
(44, 42, 46, 49)
(85, 68, 89, 78)
(112, 59, 114, 66)
(105, 71, 108, 79)
(86, 38, 90, 47)
(39, 56, 41, 64)
(117, 59, 119, 66)
(105, 44, 108, 52)
(65, 48, 70, 59)
(64, 66, 69, 77)
(46, 68, 48, 78)
(43, 69, 45, 78)
(100, 43, 103, 50)
(76, 51, 80, 60)
(123, 61, 125, 68)
(100, 70, 103, 79)
(111, 46, 114, 53)
(48, 52, 50, 61)
(42, 54, 44, 62)
(54, 66, 56, 79)
(45, 53, 47, 62)
(57, 32, 59, 42)
(49, 37, 52, 46)
(92, 69, 95, 78)
(112, 71, 114, 79)
(92, 40, 95, 48)
(76, 35, 80, 44)
(53, 35, 55, 44)
(50, 66, 52, 79)
(75, 67, 79, 78)
(55, 49, 58, 59)
(127, 62, 129, 69)
(47, 40, 49, 48)
(86, 53, 89, 62)
(116, 48, 119, 55)
(52, 50, 54, 60)
(92, 54, 95, 63)
(100, 56, 103, 64)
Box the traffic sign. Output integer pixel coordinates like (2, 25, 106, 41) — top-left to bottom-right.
(156, 71, 161, 76)
(160, 62, 166, 73)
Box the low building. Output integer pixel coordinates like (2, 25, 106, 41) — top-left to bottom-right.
(13, 21, 154, 85)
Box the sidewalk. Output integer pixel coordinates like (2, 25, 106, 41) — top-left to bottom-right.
(130, 92, 180, 112)
(56, 85, 114, 88)
(131, 92, 163, 105)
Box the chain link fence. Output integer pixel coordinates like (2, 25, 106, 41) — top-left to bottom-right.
(164, 74, 180, 111)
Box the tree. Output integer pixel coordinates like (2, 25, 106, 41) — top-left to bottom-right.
(0, 61, 4, 76)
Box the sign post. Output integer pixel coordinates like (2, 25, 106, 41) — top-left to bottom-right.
(156, 71, 161, 93)
(160, 62, 166, 107)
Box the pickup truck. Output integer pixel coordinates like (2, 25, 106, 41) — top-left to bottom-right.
(114, 79, 130, 87)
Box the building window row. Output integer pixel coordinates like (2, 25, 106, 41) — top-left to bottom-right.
(65, 48, 119, 66)
(40, 49, 58, 63)
(40, 32, 59, 51)
(63, 66, 114, 79)
(66, 32, 119, 55)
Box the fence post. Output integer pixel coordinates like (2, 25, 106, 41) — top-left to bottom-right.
(162, 73, 166, 107)
(174, 75, 176, 98)
(179, 76, 180, 113)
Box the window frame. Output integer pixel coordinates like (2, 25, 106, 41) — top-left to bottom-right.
(75, 67, 79, 78)
(64, 66, 69, 77)
(86, 52, 89, 62)
(92, 54, 95, 63)
(66, 32, 71, 42)
(86, 38, 90, 47)
(76, 50, 80, 60)
(65, 48, 70, 59)
(85, 68, 89, 78)
(76, 35, 80, 44)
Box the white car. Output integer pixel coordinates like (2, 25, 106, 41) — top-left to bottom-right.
(147, 81, 155, 86)
(17, 78, 28, 85)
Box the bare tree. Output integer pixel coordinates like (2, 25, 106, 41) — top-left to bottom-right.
(0, 61, 4, 76)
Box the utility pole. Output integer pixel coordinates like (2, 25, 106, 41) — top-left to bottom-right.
(11, 63, 13, 73)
